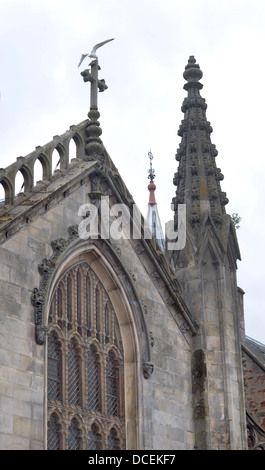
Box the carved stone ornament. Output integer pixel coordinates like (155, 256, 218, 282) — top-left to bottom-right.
(51, 237, 68, 256)
(135, 242, 145, 255)
(247, 421, 265, 450)
(31, 225, 79, 344)
(149, 331, 155, 348)
(151, 271, 160, 281)
(179, 321, 190, 334)
(143, 362, 154, 379)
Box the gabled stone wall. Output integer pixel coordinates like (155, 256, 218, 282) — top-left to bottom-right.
(0, 165, 196, 449)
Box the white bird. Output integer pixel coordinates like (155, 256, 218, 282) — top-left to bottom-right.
(78, 38, 114, 67)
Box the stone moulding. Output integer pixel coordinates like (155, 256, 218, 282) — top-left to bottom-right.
(31, 224, 154, 379)
(31, 225, 79, 345)
(247, 413, 265, 450)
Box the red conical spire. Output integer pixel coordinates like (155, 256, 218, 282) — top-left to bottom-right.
(147, 150, 157, 205)
(146, 151, 165, 250)
(148, 180, 157, 205)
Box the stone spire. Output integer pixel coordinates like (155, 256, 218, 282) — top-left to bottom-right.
(146, 151, 165, 251)
(172, 56, 229, 231)
(168, 57, 245, 450)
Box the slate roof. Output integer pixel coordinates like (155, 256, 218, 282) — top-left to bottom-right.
(244, 336, 265, 368)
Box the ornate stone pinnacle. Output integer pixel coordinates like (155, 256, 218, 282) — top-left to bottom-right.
(172, 56, 229, 232)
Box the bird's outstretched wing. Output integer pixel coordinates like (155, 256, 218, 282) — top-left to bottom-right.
(78, 53, 89, 68)
(78, 38, 114, 67)
(90, 38, 114, 57)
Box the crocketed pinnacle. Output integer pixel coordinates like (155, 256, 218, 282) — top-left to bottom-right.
(172, 56, 228, 230)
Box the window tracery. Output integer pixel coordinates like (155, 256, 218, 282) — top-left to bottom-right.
(47, 261, 125, 450)
(87, 422, 102, 450)
(68, 418, 82, 450)
(47, 412, 61, 450)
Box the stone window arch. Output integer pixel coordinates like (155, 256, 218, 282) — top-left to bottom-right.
(87, 422, 103, 450)
(0, 178, 14, 204)
(15, 166, 33, 195)
(47, 412, 62, 450)
(15, 169, 24, 195)
(0, 181, 6, 204)
(87, 343, 101, 412)
(33, 157, 43, 186)
(46, 261, 126, 450)
(69, 134, 83, 160)
(67, 417, 82, 450)
(107, 426, 122, 450)
(69, 137, 78, 161)
(39, 240, 152, 449)
(67, 337, 81, 407)
(51, 148, 61, 174)
(106, 349, 121, 417)
(33, 154, 51, 185)
(0, 177, 13, 205)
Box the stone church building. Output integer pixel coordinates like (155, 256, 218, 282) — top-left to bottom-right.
(0, 55, 264, 450)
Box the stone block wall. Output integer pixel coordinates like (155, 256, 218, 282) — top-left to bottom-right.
(0, 171, 196, 449)
(242, 348, 265, 429)
(0, 177, 91, 449)
(114, 236, 195, 449)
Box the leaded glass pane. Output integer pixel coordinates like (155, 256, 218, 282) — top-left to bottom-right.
(47, 413, 61, 450)
(86, 276, 91, 332)
(87, 423, 102, 450)
(105, 304, 109, 343)
(107, 427, 121, 450)
(68, 338, 81, 405)
(76, 269, 81, 325)
(47, 331, 62, 401)
(57, 286, 63, 319)
(68, 418, 81, 450)
(67, 276, 72, 323)
(87, 344, 101, 411)
(106, 350, 118, 416)
(95, 287, 100, 333)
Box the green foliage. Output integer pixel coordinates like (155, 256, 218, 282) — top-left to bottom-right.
(231, 212, 242, 230)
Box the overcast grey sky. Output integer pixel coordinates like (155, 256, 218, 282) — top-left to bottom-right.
(1, 0, 265, 343)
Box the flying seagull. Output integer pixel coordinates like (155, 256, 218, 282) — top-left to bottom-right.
(78, 38, 114, 68)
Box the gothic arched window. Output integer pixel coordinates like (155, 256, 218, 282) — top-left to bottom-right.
(47, 262, 125, 450)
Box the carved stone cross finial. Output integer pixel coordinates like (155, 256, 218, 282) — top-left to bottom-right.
(79, 38, 114, 110)
(81, 61, 108, 109)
